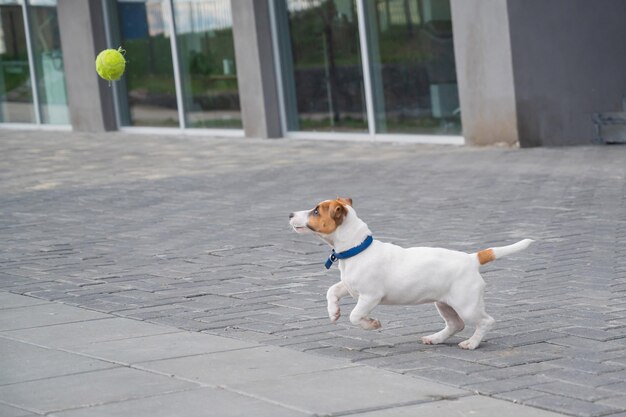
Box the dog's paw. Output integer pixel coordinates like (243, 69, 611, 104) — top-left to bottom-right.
(362, 318, 382, 330)
(458, 339, 479, 350)
(421, 335, 439, 345)
(328, 307, 341, 323)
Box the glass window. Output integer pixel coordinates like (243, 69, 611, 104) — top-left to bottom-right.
(173, 0, 241, 129)
(364, 0, 461, 134)
(115, 0, 178, 127)
(0, 1, 35, 123)
(29, 0, 69, 124)
(276, 0, 368, 132)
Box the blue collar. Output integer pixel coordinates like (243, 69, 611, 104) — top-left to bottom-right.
(325, 235, 374, 269)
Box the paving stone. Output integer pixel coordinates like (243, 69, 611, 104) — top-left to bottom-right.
(351, 395, 565, 417)
(2, 317, 175, 348)
(137, 345, 353, 386)
(0, 292, 48, 309)
(466, 374, 552, 395)
(598, 395, 626, 412)
(523, 394, 620, 417)
(0, 303, 108, 331)
(547, 358, 623, 375)
(488, 330, 565, 347)
(493, 389, 547, 403)
(0, 403, 37, 417)
(471, 362, 557, 380)
(542, 368, 623, 388)
(557, 326, 625, 342)
(0, 337, 117, 385)
(306, 345, 380, 362)
(64, 331, 257, 364)
(406, 367, 495, 386)
(49, 387, 306, 417)
(602, 381, 626, 395)
(533, 381, 616, 402)
(228, 365, 468, 416)
(0, 367, 196, 414)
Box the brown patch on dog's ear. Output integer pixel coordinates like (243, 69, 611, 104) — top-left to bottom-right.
(337, 197, 353, 207)
(330, 200, 347, 225)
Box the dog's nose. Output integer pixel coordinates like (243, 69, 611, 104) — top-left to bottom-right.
(289, 212, 295, 219)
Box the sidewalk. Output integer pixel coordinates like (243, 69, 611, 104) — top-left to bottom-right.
(1, 292, 561, 417)
(1, 130, 626, 416)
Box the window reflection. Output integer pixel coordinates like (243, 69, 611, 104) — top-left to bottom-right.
(30, 1, 70, 124)
(116, 0, 178, 127)
(0, 3, 35, 123)
(278, 0, 368, 132)
(173, 0, 241, 129)
(365, 0, 461, 134)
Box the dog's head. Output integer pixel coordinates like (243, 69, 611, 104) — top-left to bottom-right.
(289, 198, 353, 235)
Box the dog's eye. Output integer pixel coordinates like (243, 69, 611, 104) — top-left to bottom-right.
(312, 209, 319, 216)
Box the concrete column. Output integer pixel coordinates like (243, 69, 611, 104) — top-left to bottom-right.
(57, 0, 116, 132)
(231, 0, 282, 139)
(450, 0, 519, 146)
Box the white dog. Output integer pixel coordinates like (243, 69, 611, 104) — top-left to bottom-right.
(289, 198, 533, 350)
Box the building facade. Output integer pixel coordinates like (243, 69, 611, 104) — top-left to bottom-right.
(0, 0, 624, 147)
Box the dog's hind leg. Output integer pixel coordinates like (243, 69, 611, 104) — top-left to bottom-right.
(326, 281, 350, 323)
(449, 275, 494, 350)
(421, 302, 465, 345)
(455, 292, 494, 350)
(350, 296, 382, 330)
(459, 313, 494, 350)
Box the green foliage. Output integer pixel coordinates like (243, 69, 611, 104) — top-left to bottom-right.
(188, 117, 242, 129)
(0, 57, 32, 99)
(289, 3, 362, 68)
(123, 28, 238, 95)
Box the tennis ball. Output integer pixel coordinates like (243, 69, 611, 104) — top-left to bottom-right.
(95, 47, 126, 82)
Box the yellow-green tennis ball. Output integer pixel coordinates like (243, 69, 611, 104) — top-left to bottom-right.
(95, 48, 126, 82)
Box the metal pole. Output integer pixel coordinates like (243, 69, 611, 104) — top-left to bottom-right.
(102, 0, 122, 129)
(267, 0, 287, 136)
(22, 0, 42, 124)
(355, 0, 376, 139)
(165, 0, 186, 129)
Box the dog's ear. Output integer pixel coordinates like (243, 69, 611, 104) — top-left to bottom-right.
(331, 201, 347, 222)
(337, 197, 353, 207)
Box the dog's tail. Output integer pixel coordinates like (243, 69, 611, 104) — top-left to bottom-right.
(474, 239, 534, 266)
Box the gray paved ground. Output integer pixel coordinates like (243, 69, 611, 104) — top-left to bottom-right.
(1, 130, 626, 417)
(1, 292, 563, 417)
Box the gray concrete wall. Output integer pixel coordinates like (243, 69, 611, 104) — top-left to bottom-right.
(57, 0, 115, 132)
(231, 0, 282, 139)
(452, 0, 626, 147)
(450, 0, 519, 146)
(508, 0, 626, 147)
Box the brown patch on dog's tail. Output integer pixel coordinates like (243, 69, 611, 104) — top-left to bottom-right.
(475, 239, 534, 267)
(477, 249, 496, 265)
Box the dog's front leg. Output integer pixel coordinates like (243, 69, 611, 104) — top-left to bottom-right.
(350, 296, 382, 330)
(326, 282, 349, 323)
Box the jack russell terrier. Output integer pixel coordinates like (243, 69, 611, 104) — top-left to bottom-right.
(289, 198, 533, 350)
